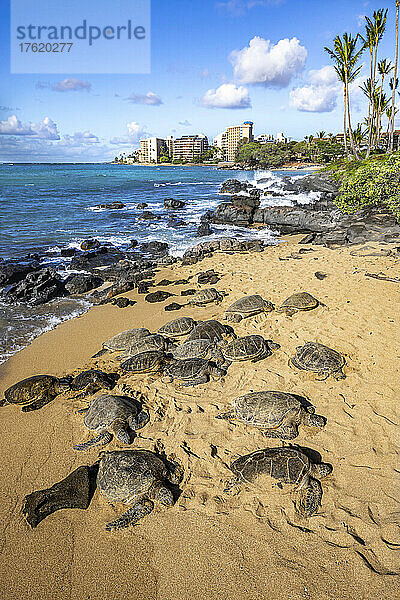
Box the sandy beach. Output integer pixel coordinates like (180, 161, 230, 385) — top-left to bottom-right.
(0, 236, 399, 600)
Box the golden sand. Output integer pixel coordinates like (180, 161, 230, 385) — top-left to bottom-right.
(0, 237, 399, 600)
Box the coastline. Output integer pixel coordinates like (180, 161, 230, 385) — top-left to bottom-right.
(111, 161, 323, 172)
(0, 236, 399, 599)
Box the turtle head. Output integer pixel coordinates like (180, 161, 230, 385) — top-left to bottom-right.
(112, 418, 132, 444)
(156, 485, 174, 507)
(303, 413, 326, 429)
(311, 462, 332, 479)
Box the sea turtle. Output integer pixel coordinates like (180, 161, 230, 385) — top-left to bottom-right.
(217, 391, 326, 439)
(187, 320, 236, 342)
(70, 369, 119, 396)
(224, 295, 274, 323)
(119, 334, 174, 360)
(92, 328, 151, 358)
(188, 288, 226, 306)
(221, 335, 280, 363)
(73, 394, 150, 451)
(96, 449, 183, 531)
(172, 339, 225, 364)
(225, 446, 332, 517)
(163, 358, 225, 386)
(158, 316, 197, 337)
(120, 350, 167, 374)
(291, 342, 346, 380)
(1, 375, 72, 412)
(277, 292, 319, 316)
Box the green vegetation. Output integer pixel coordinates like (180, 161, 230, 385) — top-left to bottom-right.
(324, 153, 400, 220)
(235, 141, 296, 167)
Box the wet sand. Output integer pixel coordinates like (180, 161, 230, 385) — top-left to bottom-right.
(0, 237, 399, 600)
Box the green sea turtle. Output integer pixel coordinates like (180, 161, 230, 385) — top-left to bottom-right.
(1, 375, 72, 411)
(70, 369, 119, 396)
(172, 339, 225, 364)
(163, 358, 225, 386)
(119, 334, 174, 360)
(73, 394, 150, 451)
(187, 320, 236, 343)
(188, 288, 226, 306)
(217, 391, 326, 439)
(97, 449, 183, 531)
(92, 328, 151, 358)
(158, 317, 197, 337)
(277, 292, 319, 316)
(120, 350, 167, 374)
(291, 342, 346, 380)
(221, 335, 280, 363)
(225, 446, 332, 517)
(224, 295, 274, 322)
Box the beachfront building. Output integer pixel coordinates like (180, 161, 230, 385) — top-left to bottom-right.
(214, 121, 254, 162)
(171, 134, 208, 161)
(256, 134, 275, 144)
(139, 137, 168, 163)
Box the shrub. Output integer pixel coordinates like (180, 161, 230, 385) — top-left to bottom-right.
(327, 153, 400, 221)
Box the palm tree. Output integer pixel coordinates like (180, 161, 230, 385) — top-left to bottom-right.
(325, 34, 364, 159)
(352, 123, 366, 152)
(375, 59, 393, 146)
(389, 1, 400, 151)
(317, 131, 326, 138)
(361, 9, 388, 156)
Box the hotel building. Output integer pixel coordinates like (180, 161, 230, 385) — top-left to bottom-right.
(139, 137, 168, 163)
(172, 134, 208, 161)
(214, 121, 254, 162)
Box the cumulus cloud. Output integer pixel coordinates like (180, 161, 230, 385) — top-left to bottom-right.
(0, 115, 59, 139)
(53, 79, 91, 92)
(290, 65, 339, 112)
(201, 83, 251, 109)
(110, 121, 148, 145)
(60, 131, 100, 146)
(127, 92, 163, 105)
(231, 36, 307, 88)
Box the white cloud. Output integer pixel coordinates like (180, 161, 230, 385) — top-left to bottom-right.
(216, 1, 280, 15)
(53, 79, 91, 92)
(357, 14, 365, 27)
(110, 121, 148, 145)
(0, 115, 59, 139)
(200, 68, 210, 79)
(230, 36, 307, 88)
(127, 92, 163, 105)
(290, 65, 339, 112)
(60, 131, 99, 146)
(201, 83, 251, 109)
(178, 119, 192, 126)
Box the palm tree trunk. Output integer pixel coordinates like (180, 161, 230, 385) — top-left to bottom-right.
(343, 85, 348, 157)
(390, 1, 400, 152)
(376, 74, 384, 147)
(346, 75, 359, 159)
(366, 50, 374, 158)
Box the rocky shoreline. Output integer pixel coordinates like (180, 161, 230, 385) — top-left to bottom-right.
(1, 170, 399, 312)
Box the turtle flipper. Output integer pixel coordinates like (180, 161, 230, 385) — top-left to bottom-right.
(105, 500, 154, 531)
(0, 398, 9, 408)
(73, 431, 113, 451)
(262, 424, 298, 440)
(296, 477, 322, 517)
(91, 348, 107, 359)
(216, 410, 235, 421)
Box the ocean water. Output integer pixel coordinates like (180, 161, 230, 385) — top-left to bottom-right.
(0, 163, 313, 363)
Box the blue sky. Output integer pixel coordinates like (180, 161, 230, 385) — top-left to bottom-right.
(0, 0, 398, 162)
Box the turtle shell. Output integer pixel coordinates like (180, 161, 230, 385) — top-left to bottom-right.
(103, 328, 151, 351)
(225, 295, 273, 317)
(71, 370, 117, 391)
(291, 342, 345, 374)
(188, 320, 235, 342)
(172, 339, 214, 360)
(120, 351, 165, 373)
(165, 358, 209, 380)
(189, 288, 221, 305)
(4, 375, 63, 405)
(83, 394, 140, 431)
(223, 335, 270, 361)
(126, 334, 170, 356)
(232, 391, 302, 428)
(280, 292, 319, 311)
(230, 447, 310, 486)
(158, 317, 196, 337)
(97, 450, 168, 503)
